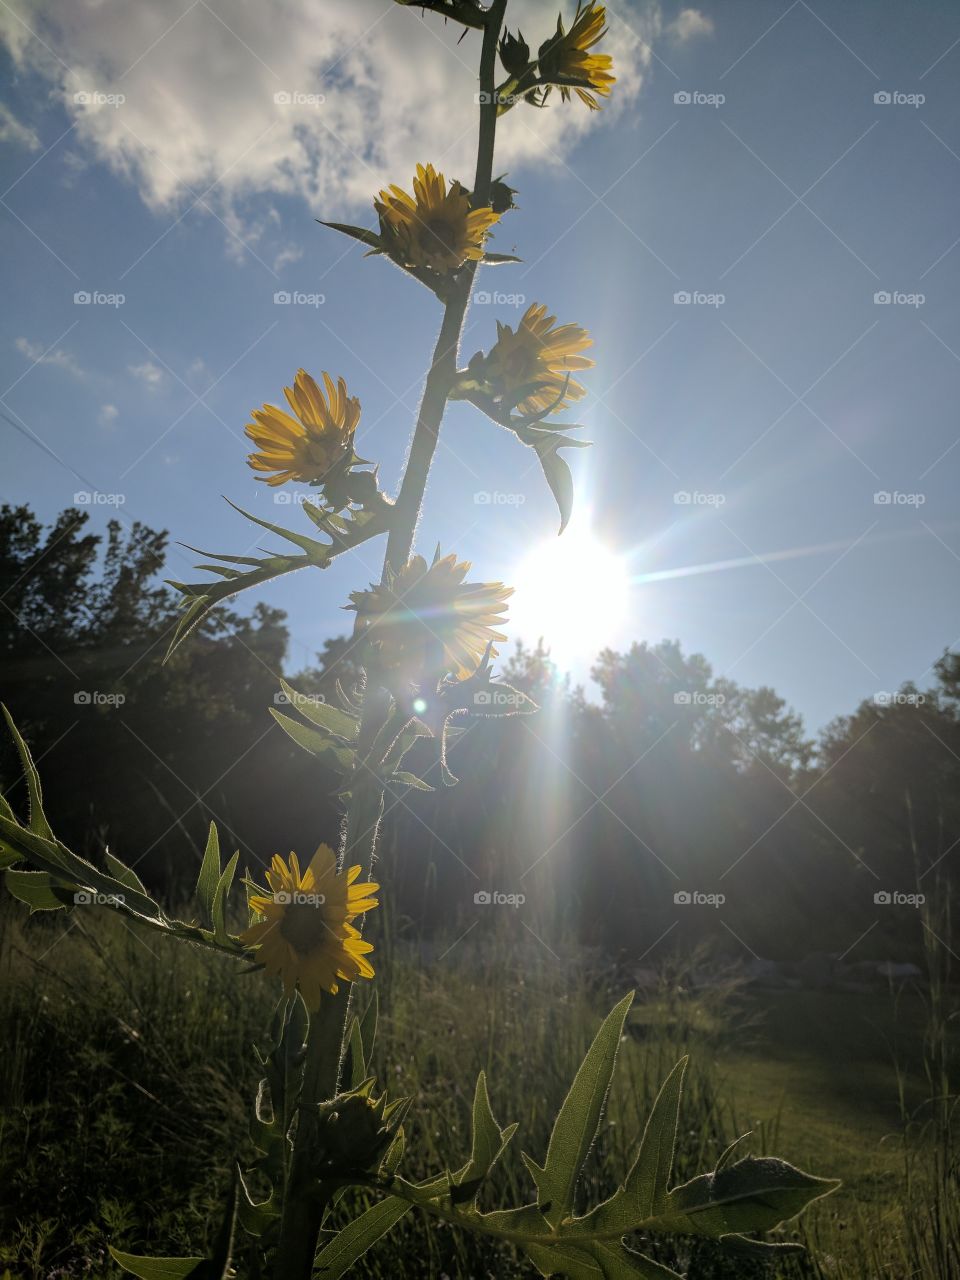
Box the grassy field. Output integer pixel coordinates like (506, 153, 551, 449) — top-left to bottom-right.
(0, 906, 956, 1279)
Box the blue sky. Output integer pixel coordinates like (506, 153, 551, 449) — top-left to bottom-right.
(2, 0, 959, 735)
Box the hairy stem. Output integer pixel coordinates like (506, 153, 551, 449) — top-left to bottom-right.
(273, 6, 507, 1275)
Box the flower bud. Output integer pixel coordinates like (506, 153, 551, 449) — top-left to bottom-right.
(499, 28, 530, 77)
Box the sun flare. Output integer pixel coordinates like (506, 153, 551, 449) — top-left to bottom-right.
(509, 519, 630, 665)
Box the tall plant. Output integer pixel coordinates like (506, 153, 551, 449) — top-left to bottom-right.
(0, 3, 838, 1276)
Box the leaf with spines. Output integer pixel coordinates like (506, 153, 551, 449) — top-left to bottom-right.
(269, 710, 356, 773)
(312, 1196, 411, 1278)
(522, 991, 634, 1228)
(450, 1071, 518, 1205)
(277, 679, 359, 740)
(108, 1252, 202, 1279)
(195, 822, 220, 928)
(211, 850, 240, 944)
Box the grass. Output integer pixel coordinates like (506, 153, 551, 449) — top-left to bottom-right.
(0, 905, 956, 1279)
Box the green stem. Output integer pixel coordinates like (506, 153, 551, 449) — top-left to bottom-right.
(272, 6, 507, 1275)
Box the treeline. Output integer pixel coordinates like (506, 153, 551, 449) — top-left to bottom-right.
(2, 503, 957, 962)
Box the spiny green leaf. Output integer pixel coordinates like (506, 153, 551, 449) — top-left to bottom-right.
(388, 770, 434, 791)
(196, 822, 221, 928)
(269, 709, 356, 772)
(108, 1250, 203, 1279)
(452, 1071, 518, 1205)
(104, 852, 149, 897)
(2, 705, 54, 840)
(318, 219, 384, 250)
(312, 1196, 411, 1277)
(5, 867, 74, 912)
(211, 850, 240, 944)
(655, 1156, 840, 1239)
(278, 679, 359, 741)
(625, 1056, 687, 1217)
(523, 992, 634, 1229)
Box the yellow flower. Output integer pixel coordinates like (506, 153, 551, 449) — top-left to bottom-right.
(375, 163, 501, 274)
(246, 369, 360, 486)
(240, 846, 378, 1009)
(483, 302, 594, 415)
(538, 3, 615, 110)
(348, 551, 513, 683)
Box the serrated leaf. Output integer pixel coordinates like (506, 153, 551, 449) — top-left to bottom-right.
(196, 822, 220, 928)
(278, 679, 359, 741)
(388, 770, 434, 791)
(211, 850, 240, 944)
(624, 1056, 686, 1217)
(452, 1071, 518, 1204)
(5, 867, 74, 912)
(269, 709, 356, 772)
(656, 1156, 840, 1239)
(2, 706, 54, 840)
(108, 1250, 202, 1279)
(104, 852, 149, 897)
(312, 1196, 411, 1277)
(523, 992, 634, 1228)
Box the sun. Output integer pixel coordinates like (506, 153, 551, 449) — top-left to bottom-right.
(509, 518, 630, 666)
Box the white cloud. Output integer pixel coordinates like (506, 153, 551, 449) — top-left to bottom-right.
(128, 359, 163, 389)
(15, 335, 84, 377)
(0, 0, 664, 244)
(273, 242, 304, 272)
(667, 8, 714, 42)
(0, 101, 40, 150)
(99, 402, 119, 426)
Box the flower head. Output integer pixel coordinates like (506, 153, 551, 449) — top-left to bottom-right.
(348, 551, 512, 684)
(246, 369, 360, 486)
(481, 302, 594, 415)
(375, 163, 501, 275)
(240, 846, 378, 1009)
(538, 3, 615, 110)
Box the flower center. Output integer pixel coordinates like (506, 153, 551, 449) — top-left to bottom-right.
(279, 900, 326, 954)
(422, 215, 461, 257)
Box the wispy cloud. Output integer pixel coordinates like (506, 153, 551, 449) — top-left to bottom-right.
(15, 335, 83, 377)
(128, 360, 163, 389)
(0, 101, 40, 150)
